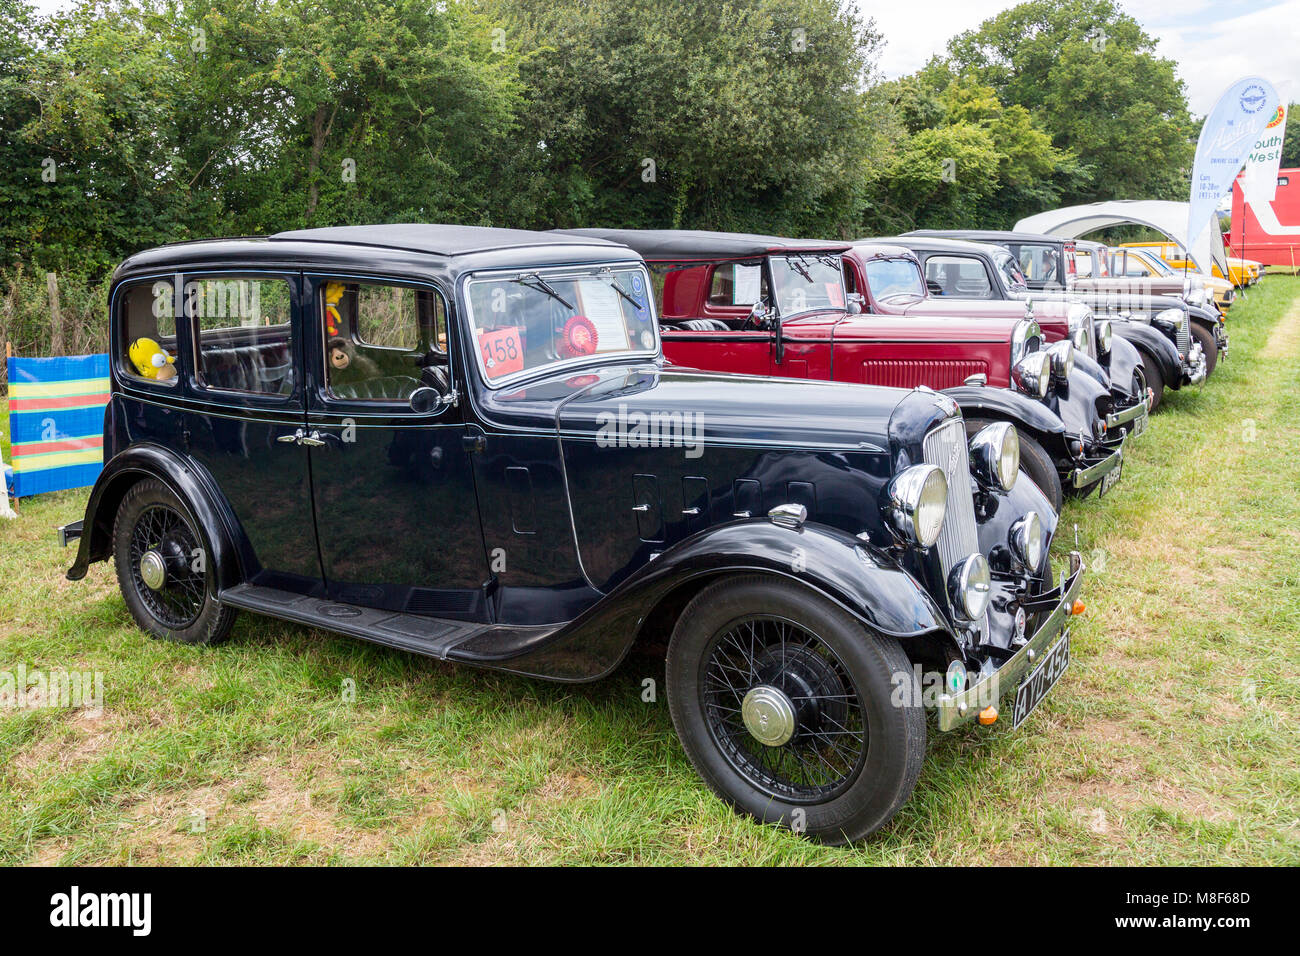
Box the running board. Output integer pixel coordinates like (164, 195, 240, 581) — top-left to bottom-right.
(218, 584, 491, 659)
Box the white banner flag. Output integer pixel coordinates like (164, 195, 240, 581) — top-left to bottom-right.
(1241, 103, 1288, 206)
(1188, 77, 1280, 249)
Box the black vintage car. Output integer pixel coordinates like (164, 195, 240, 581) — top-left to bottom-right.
(60, 224, 1084, 843)
(903, 230, 1213, 409)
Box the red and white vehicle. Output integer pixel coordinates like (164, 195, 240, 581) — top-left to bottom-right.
(1231, 167, 1300, 272)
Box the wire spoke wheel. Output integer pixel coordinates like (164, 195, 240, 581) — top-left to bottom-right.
(701, 614, 868, 803)
(128, 503, 206, 630)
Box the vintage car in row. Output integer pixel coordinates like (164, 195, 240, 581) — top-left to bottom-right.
(1120, 240, 1260, 287)
(906, 229, 1216, 398)
(1072, 239, 1220, 315)
(59, 224, 1085, 844)
(886, 234, 1183, 410)
(1110, 245, 1235, 312)
(842, 239, 1149, 434)
(560, 229, 1136, 511)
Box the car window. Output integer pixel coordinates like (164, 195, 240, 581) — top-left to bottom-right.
(1016, 244, 1061, 285)
(863, 257, 925, 300)
(463, 264, 657, 385)
(118, 279, 179, 387)
(923, 255, 992, 296)
(993, 252, 1029, 292)
(188, 276, 294, 397)
(709, 262, 764, 306)
(769, 255, 845, 315)
(320, 280, 447, 403)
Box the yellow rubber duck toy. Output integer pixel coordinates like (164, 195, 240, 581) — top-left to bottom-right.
(129, 338, 177, 381)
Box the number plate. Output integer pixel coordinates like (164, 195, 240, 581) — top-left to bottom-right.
(1098, 456, 1122, 496)
(1012, 631, 1070, 730)
(1132, 406, 1148, 437)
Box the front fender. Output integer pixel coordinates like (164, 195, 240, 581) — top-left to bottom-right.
(1102, 335, 1141, 399)
(942, 384, 1071, 463)
(1112, 323, 1182, 388)
(66, 443, 244, 590)
(1051, 368, 1108, 437)
(472, 519, 954, 681)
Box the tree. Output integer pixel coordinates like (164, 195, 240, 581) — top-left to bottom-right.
(1280, 103, 1300, 169)
(492, 0, 885, 237)
(943, 0, 1194, 203)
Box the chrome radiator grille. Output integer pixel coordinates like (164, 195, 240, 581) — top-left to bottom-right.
(1176, 314, 1191, 358)
(922, 418, 980, 584)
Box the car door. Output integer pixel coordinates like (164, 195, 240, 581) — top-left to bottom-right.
(302, 273, 492, 620)
(180, 271, 322, 594)
(657, 261, 774, 375)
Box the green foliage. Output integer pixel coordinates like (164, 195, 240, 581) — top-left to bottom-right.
(0, 0, 1201, 324)
(1280, 104, 1300, 169)
(942, 0, 1194, 204)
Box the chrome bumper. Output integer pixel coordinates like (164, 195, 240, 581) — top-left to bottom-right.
(1070, 444, 1123, 489)
(1105, 399, 1148, 434)
(936, 551, 1085, 731)
(1184, 343, 1207, 386)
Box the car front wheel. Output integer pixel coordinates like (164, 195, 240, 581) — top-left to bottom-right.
(665, 575, 925, 844)
(112, 478, 237, 645)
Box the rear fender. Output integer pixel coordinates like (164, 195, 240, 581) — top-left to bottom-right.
(66, 443, 244, 590)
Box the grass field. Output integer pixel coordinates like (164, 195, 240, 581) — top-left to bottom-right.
(2, 279, 1298, 865)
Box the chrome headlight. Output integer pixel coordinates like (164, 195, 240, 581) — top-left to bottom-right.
(1012, 351, 1051, 399)
(1096, 320, 1113, 356)
(1048, 340, 1075, 382)
(1010, 511, 1043, 570)
(1071, 325, 1091, 352)
(948, 553, 992, 620)
(1155, 307, 1185, 327)
(969, 421, 1018, 492)
(1010, 317, 1042, 368)
(886, 464, 948, 548)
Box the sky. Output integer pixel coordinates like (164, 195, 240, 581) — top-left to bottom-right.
(24, 0, 1300, 115)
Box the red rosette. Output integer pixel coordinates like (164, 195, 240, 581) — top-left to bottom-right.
(560, 315, 599, 357)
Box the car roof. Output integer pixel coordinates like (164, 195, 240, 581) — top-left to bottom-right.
(554, 228, 852, 260)
(866, 235, 1008, 257)
(903, 229, 1071, 245)
(847, 241, 920, 261)
(112, 224, 635, 283)
(270, 224, 620, 257)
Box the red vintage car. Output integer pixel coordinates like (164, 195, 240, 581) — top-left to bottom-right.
(560, 229, 1136, 511)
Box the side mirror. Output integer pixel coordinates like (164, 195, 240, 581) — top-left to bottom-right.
(846, 292, 866, 314)
(409, 386, 452, 413)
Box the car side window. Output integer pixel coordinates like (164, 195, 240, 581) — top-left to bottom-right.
(320, 279, 447, 404)
(118, 279, 179, 387)
(709, 262, 764, 306)
(923, 256, 992, 297)
(187, 276, 295, 397)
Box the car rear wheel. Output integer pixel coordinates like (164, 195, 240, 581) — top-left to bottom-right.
(1139, 351, 1165, 412)
(964, 418, 1062, 513)
(112, 478, 236, 645)
(665, 575, 925, 844)
(1191, 321, 1218, 378)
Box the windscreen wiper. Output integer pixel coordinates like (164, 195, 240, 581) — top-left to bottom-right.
(514, 273, 575, 311)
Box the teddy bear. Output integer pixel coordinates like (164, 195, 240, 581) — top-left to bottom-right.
(128, 337, 177, 381)
(324, 281, 352, 370)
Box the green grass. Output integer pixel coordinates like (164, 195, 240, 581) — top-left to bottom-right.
(2, 280, 1299, 865)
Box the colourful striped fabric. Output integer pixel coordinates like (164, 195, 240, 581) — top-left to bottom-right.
(6, 354, 110, 497)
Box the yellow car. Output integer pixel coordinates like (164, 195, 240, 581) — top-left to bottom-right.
(1119, 241, 1258, 289)
(1112, 246, 1235, 310)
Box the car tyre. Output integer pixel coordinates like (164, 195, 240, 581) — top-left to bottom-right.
(964, 418, 1062, 512)
(113, 478, 237, 645)
(1138, 351, 1165, 412)
(665, 575, 925, 845)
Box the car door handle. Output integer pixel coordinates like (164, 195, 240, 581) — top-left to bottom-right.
(299, 430, 327, 447)
(632, 503, 651, 513)
(277, 429, 305, 444)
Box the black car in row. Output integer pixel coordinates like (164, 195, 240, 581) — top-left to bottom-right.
(59, 224, 1089, 844)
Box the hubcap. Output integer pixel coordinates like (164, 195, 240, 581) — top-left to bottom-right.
(139, 550, 167, 591)
(741, 685, 797, 747)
